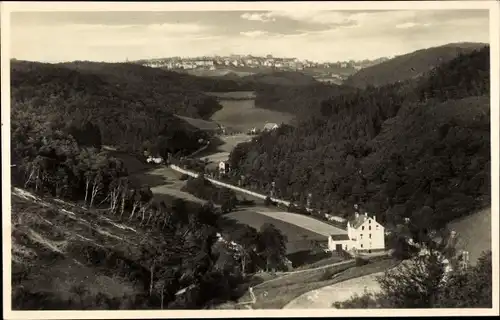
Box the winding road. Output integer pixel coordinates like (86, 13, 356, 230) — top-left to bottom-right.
(283, 271, 384, 308)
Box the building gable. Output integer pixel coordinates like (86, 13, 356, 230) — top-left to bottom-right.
(354, 217, 383, 232)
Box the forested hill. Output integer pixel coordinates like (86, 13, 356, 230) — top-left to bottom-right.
(241, 71, 318, 86)
(343, 42, 487, 89)
(253, 83, 356, 118)
(10, 60, 220, 155)
(228, 46, 490, 233)
(59, 61, 256, 98)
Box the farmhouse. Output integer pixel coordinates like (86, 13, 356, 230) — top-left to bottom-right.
(219, 161, 230, 174)
(263, 123, 279, 131)
(328, 212, 385, 253)
(146, 156, 164, 164)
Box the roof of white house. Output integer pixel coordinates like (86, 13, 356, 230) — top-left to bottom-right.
(348, 213, 376, 229)
(330, 234, 350, 241)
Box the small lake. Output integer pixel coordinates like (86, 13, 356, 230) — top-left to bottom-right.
(209, 91, 295, 133)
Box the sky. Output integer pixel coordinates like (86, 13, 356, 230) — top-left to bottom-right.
(9, 10, 490, 63)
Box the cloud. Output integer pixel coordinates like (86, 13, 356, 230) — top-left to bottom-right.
(240, 30, 271, 37)
(395, 22, 431, 29)
(145, 23, 209, 34)
(240, 12, 275, 22)
(266, 10, 355, 25)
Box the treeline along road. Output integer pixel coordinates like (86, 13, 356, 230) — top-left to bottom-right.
(169, 164, 291, 207)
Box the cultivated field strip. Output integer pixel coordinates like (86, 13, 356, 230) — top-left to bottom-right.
(255, 210, 347, 237)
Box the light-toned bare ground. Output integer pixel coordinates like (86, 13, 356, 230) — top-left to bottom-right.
(200, 151, 230, 164)
(200, 134, 253, 163)
(134, 167, 207, 204)
(283, 271, 384, 309)
(447, 208, 491, 265)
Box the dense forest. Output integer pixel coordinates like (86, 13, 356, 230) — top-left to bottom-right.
(343, 42, 487, 88)
(254, 83, 355, 117)
(10, 61, 223, 155)
(229, 46, 490, 233)
(60, 61, 256, 98)
(241, 71, 319, 86)
(251, 43, 488, 118)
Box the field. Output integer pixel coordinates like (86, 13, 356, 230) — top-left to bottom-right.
(101, 151, 207, 205)
(210, 99, 294, 132)
(237, 258, 399, 309)
(254, 210, 347, 238)
(175, 115, 220, 131)
(199, 134, 254, 164)
(226, 210, 329, 255)
(130, 167, 207, 205)
(447, 207, 491, 265)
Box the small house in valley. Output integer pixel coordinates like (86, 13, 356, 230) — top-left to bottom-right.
(146, 156, 164, 164)
(328, 212, 385, 253)
(262, 123, 279, 131)
(219, 161, 230, 174)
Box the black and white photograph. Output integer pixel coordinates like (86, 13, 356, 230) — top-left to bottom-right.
(1, 1, 498, 318)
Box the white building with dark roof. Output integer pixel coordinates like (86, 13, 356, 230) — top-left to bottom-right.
(328, 212, 385, 253)
(263, 123, 279, 131)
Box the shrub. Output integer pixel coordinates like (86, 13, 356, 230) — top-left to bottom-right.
(355, 256, 370, 266)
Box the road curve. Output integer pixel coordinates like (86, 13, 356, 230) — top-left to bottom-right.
(283, 271, 385, 309)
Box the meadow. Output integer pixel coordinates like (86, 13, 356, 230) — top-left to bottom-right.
(130, 167, 208, 205)
(225, 210, 328, 256)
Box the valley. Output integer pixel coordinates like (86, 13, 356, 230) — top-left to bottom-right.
(8, 40, 493, 311)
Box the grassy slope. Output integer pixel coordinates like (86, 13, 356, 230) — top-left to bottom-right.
(344, 42, 487, 88)
(174, 115, 221, 131)
(11, 187, 154, 309)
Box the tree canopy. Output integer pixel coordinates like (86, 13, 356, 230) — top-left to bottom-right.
(228, 46, 490, 231)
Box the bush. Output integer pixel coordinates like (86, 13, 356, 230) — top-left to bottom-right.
(355, 256, 369, 266)
(238, 198, 256, 206)
(264, 196, 273, 207)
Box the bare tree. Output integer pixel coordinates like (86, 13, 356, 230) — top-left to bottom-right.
(89, 171, 103, 208)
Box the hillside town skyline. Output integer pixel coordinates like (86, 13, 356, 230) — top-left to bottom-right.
(131, 53, 391, 71)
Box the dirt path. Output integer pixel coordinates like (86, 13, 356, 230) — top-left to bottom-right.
(283, 271, 384, 309)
